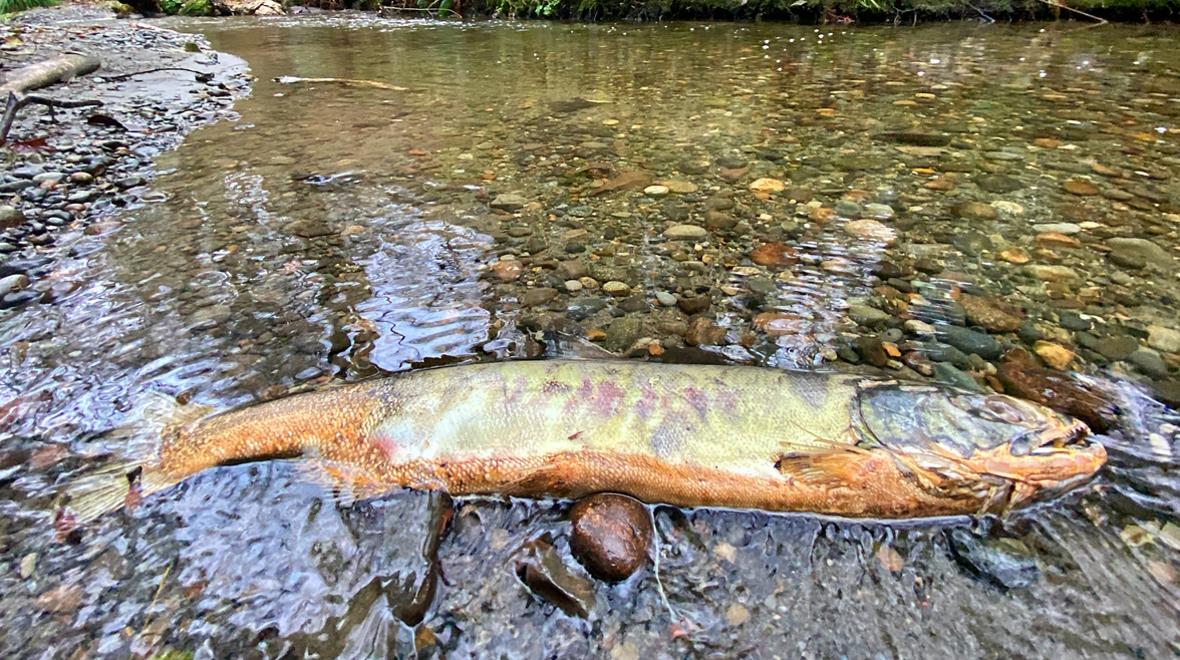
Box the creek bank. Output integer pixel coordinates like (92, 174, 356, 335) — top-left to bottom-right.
(0, 5, 250, 308)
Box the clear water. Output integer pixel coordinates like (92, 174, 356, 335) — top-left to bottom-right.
(1, 16, 1178, 657)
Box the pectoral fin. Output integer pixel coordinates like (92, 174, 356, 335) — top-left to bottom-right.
(772, 449, 868, 491)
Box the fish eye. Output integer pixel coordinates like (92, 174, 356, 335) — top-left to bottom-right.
(1009, 434, 1032, 456)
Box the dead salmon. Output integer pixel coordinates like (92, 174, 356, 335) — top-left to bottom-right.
(67, 360, 1106, 521)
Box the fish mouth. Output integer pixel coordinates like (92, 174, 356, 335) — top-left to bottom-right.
(990, 417, 1107, 503)
(1022, 417, 1092, 456)
(944, 415, 1107, 515)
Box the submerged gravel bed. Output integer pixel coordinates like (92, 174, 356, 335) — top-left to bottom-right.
(0, 5, 250, 308)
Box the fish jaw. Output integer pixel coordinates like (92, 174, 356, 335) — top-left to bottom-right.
(964, 427, 1107, 508)
(895, 416, 1107, 514)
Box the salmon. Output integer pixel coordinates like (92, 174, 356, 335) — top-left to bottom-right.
(67, 360, 1106, 521)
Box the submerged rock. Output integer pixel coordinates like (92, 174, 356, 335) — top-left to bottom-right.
(940, 325, 1002, 360)
(603, 316, 644, 352)
(490, 193, 528, 211)
(0, 205, 25, 230)
(959, 294, 1022, 333)
(568, 493, 652, 582)
(948, 529, 1039, 590)
(516, 536, 596, 617)
(997, 349, 1114, 432)
(1106, 238, 1174, 272)
(1147, 325, 1180, 354)
(876, 131, 950, 147)
(663, 224, 707, 241)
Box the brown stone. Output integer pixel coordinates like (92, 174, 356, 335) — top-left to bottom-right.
(684, 316, 725, 346)
(999, 248, 1030, 264)
(676, 292, 711, 315)
(569, 493, 652, 582)
(590, 170, 651, 196)
(844, 219, 897, 245)
(925, 176, 955, 191)
(1033, 341, 1074, 370)
(1063, 178, 1100, 196)
(960, 293, 1023, 333)
(521, 287, 558, 306)
(952, 201, 997, 221)
(808, 206, 835, 222)
(748, 178, 786, 194)
(35, 584, 83, 614)
(753, 312, 806, 337)
(491, 260, 523, 281)
(856, 335, 890, 367)
(1090, 162, 1123, 178)
(749, 242, 798, 268)
(719, 165, 750, 182)
(1035, 232, 1082, 249)
(556, 259, 588, 280)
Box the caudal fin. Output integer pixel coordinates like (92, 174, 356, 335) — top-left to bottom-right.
(63, 391, 213, 522)
(64, 462, 182, 522)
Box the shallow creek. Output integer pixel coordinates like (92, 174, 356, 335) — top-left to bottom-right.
(1, 16, 1178, 657)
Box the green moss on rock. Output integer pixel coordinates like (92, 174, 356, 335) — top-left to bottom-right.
(179, 0, 211, 14)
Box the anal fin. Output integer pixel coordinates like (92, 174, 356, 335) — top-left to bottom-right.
(295, 459, 397, 506)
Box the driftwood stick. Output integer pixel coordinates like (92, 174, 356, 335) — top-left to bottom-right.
(99, 67, 213, 83)
(1035, 0, 1109, 23)
(0, 93, 104, 145)
(0, 93, 18, 146)
(0, 54, 102, 97)
(0, 54, 104, 145)
(273, 75, 409, 92)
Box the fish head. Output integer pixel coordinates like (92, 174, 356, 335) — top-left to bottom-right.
(856, 381, 1106, 513)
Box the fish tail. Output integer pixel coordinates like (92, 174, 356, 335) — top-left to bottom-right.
(64, 462, 181, 522)
(63, 391, 213, 522)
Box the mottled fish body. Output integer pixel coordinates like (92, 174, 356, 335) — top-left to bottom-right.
(70, 360, 1105, 521)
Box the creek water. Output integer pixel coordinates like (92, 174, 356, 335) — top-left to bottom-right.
(1, 16, 1178, 657)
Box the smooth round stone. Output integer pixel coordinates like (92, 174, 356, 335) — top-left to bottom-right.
(602, 281, 631, 297)
(655, 291, 677, 307)
(991, 200, 1025, 216)
(849, 304, 890, 326)
(643, 185, 669, 197)
(564, 279, 583, 292)
(569, 493, 652, 582)
(663, 224, 707, 241)
(834, 200, 862, 217)
(844, 219, 896, 245)
(1032, 222, 1081, 235)
(748, 178, 786, 194)
(659, 180, 697, 194)
(863, 203, 895, 220)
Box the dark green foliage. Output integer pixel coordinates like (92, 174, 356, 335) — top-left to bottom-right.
(0, 0, 57, 14)
(179, 0, 211, 14)
(153, 0, 211, 14)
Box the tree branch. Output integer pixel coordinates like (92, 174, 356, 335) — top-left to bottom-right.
(1, 92, 104, 146)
